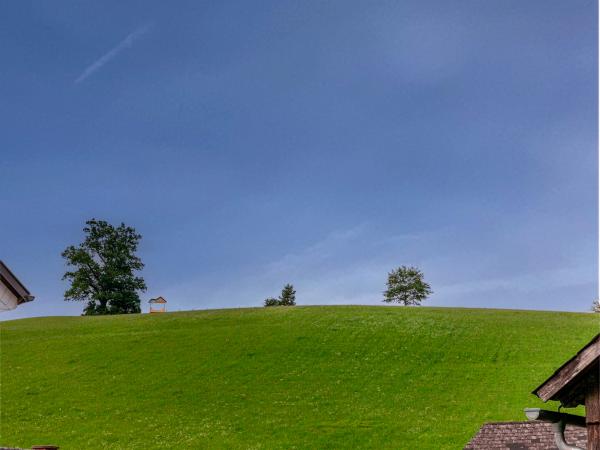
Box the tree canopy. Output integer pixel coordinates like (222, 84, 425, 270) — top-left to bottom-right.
(383, 266, 432, 306)
(62, 219, 146, 315)
(279, 284, 296, 306)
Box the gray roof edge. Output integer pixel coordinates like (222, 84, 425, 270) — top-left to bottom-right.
(0, 260, 34, 303)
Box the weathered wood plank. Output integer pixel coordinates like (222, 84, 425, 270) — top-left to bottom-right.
(535, 336, 600, 402)
(587, 380, 600, 450)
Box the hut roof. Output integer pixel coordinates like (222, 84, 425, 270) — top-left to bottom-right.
(149, 296, 167, 304)
(0, 260, 34, 305)
(464, 421, 587, 449)
(533, 333, 600, 407)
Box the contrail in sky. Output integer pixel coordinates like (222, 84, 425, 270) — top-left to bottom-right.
(75, 22, 153, 84)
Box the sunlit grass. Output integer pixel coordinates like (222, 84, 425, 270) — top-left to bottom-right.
(1, 306, 597, 449)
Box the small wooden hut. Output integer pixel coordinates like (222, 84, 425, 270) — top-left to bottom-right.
(0, 260, 34, 311)
(148, 296, 167, 313)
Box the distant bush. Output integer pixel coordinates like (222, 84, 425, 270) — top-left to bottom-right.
(592, 299, 600, 313)
(264, 297, 280, 307)
(263, 284, 297, 307)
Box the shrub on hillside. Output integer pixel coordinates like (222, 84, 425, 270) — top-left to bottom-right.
(264, 297, 280, 307)
(263, 284, 297, 307)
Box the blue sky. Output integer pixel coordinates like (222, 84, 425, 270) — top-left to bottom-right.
(1, 0, 597, 319)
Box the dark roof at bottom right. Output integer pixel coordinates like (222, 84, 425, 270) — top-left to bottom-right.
(464, 422, 587, 449)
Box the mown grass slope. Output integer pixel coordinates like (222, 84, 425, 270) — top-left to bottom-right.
(1, 306, 598, 449)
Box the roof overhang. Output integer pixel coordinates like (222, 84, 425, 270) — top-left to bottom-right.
(0, 260, 34, 305)
(533, 334, 600, 407)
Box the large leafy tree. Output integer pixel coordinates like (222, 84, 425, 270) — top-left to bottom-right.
(62, 219, 147, 315)
(383, 266, 432, 306)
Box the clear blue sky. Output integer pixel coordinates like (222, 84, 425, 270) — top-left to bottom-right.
(2, 0, 597, 319)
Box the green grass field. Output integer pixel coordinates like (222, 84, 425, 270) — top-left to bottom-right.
(1, 306, 598, 449)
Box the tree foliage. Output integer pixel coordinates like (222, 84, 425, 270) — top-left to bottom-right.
(383, 266, 431, 306)
(264, 297, 279, 307)
(62, 219, 146, 315)
(264, 284, 296, 307)
(592, 299, 600, 313)
(279, 284, 296, 306)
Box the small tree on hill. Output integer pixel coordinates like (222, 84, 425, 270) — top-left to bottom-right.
(279, 284, 296, 306)
(62, 219, 146, 315)
(263, 284, 296, 307)
(383, 266, 431, 306)
(264, 297, 280, 307)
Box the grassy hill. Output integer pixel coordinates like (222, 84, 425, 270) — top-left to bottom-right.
(1, 306, 598, 449)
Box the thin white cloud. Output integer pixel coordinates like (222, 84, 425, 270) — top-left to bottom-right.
(437, 266, 594, 298)
(75, 23, 153, 84)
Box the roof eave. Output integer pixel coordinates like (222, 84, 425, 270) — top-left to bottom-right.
(533, 333, 600, 404)
(0, 260, 34, 304)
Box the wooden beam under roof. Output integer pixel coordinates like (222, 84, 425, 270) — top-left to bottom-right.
(0, 260, 34, 304)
